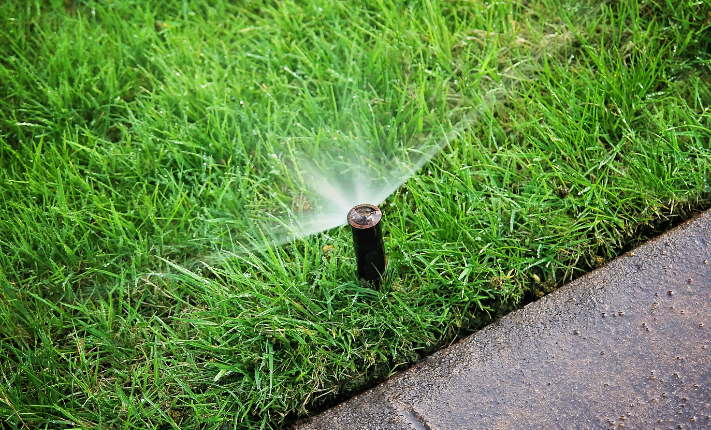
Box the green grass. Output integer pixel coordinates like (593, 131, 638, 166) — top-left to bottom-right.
(1, 0, 710, 428)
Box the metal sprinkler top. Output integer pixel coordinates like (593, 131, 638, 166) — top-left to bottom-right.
(347, 204, 382, 229)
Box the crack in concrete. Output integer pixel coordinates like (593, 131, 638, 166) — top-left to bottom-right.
(397, 403, 432, 430)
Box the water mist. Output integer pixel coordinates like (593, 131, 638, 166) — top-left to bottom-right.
(221, 97, 473, 286)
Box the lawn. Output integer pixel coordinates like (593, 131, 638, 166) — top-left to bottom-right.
(1, 0, 710, 428)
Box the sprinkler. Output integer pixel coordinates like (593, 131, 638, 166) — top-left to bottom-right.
(347, 204, 386, 285)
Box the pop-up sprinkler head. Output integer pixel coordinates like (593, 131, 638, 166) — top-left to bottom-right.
(348, 204, 386, 285)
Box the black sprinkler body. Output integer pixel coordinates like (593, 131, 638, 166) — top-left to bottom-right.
(348, 204, 386, 284)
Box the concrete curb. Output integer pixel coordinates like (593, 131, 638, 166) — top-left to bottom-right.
(296, 211, 711, 429)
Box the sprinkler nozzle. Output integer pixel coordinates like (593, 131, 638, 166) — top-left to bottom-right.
(348, 204, 386, 285)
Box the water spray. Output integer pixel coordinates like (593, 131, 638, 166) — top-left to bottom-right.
(347, 204, 386, 285)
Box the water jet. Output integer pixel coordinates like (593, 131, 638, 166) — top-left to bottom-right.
(347, 204, 386, 285)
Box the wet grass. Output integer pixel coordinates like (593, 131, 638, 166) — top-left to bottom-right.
(1, 0, 711, 428)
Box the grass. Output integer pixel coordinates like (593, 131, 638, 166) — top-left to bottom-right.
(1, 0, 710, 428)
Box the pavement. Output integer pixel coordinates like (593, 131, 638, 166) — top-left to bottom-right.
(295, 210, 711, 430)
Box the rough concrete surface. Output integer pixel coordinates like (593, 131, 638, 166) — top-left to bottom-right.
(296, 210, 711, 430)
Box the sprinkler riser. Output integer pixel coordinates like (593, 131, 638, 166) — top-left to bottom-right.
(348, 204, 386, 285)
